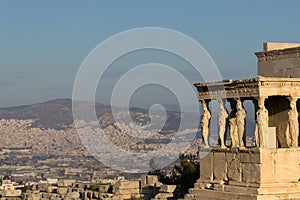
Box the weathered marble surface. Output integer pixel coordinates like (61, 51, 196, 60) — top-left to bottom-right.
(192, 147, 300, 200)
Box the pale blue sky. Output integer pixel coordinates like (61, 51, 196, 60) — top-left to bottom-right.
(1, 1, 300, 107)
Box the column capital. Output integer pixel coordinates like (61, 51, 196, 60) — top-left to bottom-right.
(256, 96, 268, 100)
(287, 96, 299, 101)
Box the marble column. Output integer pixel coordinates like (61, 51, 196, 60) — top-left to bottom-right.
(217, 99, 228, 148)
(287, 97, 299, 147)
(228, 99, 238, 147)
(255, 97, 268, 148)
(200, 99, 211, 147)
(236, 98, 246, 148)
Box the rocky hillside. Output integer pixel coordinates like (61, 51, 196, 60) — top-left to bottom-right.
(0, 99, 182, 132)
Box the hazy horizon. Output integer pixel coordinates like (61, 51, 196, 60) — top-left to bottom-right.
(1, 1, 300, 107)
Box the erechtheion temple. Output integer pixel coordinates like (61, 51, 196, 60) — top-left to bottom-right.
(185, 43, 300, 199)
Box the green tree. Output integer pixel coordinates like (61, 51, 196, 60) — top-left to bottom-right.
(175, 155, 199, 191)
(148, 154, 199, 192)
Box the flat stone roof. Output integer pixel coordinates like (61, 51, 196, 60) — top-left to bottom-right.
(263, 42, 300, 51)
(194, 76, 300, 100)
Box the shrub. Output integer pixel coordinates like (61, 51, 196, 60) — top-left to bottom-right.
(148, 154, 199, 192)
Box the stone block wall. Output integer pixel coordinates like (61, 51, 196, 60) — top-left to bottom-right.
(113, 180, 141, 200)
(192, 147, 300, 199)
(199, 148, 261, 185)
(256, 44, 300, 78)
(200, 148, 300, 186)
(141, 175, 161, 199)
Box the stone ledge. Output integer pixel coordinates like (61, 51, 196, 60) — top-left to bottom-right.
(185, 187, 300, 200)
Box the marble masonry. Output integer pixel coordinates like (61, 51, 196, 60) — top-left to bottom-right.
(184, 43, 300, 200)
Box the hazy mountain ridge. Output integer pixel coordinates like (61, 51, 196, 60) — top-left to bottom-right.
(0, 98, 256, 140)
(0, 99, 74, 130)
(0, 99, 182, 132)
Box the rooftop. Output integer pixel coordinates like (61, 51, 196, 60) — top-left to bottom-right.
(263, 42, 300, 52)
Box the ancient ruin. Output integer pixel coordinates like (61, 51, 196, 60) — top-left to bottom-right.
(184, 43, 300, 199)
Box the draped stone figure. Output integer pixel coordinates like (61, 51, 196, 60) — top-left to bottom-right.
(218, 99, 228, 148)
(229, 99, 238, 147)
(236, 99, 246, 147)
(200, 100, 211, 147)
(288, 97, 299, 147)
(255, 97, 268, 147)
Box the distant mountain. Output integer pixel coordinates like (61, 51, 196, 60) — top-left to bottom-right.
(0, 99, 75, 130)
(0, 99, 182, 132)
(0, 98, 256, 138)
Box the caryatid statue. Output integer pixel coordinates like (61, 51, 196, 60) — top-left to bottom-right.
(288, 97, 299, 147)
(229, 99, 238, 147)
(200, 100, 211, 147)
(217, 99, 228, 148)
(236, 98, 246, 147)
(255, 97, 268, 147)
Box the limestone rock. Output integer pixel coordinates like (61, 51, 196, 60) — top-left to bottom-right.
(159, 185, 177, 193)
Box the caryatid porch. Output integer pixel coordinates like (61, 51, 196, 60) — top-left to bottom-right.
(185, 43, 300, 200)
(195, 76, 300, 149)
(191, 77, 300, 199)
(195, 77, 300, 147)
